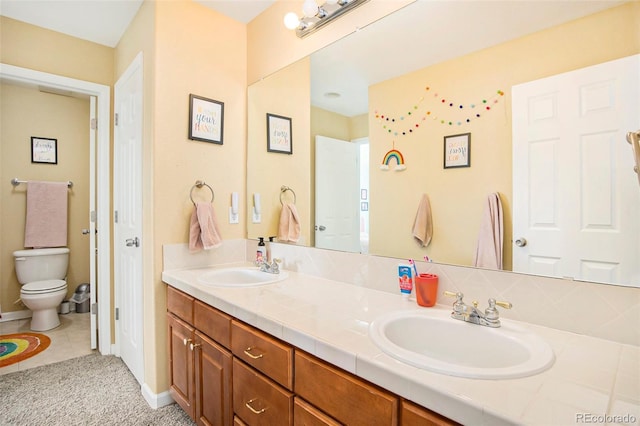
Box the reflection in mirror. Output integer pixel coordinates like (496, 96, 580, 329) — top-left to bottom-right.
(247, 0, 639, 287)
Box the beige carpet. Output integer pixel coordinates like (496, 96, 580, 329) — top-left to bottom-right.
(1, 352, 194, 425)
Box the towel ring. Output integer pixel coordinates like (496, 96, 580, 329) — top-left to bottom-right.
(280, 185, 296, 205)
(190, 180, 214, 205)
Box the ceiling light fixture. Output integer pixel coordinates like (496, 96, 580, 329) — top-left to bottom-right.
(284, 0, 370, 38)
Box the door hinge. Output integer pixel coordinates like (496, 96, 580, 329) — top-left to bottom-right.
(90, 118, 97, 130)
(91, 303, 98, 315)
(114, 210, 118, 223)
(90, 210, 97, 223)
(115, 113, 119, 126)
(115, 307, 119, 321)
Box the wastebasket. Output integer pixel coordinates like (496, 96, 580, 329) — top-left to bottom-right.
(72, 283, 91, 313)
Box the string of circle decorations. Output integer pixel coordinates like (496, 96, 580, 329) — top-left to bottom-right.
(374, 86, 505, 137)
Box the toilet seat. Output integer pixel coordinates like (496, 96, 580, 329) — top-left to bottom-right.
(21, 279, 67, 294)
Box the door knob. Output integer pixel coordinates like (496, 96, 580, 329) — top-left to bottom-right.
(82, 229, 90, 235)
(514, 237, 527, 247)
(125, 237, 140, 247)
(318, 225, 326, 231)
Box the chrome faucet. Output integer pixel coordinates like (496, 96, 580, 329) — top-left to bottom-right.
(259, 258, 282, 274)
(443, 291, 512, 328)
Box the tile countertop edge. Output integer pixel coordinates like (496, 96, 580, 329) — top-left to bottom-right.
(161, 266, 636, 426)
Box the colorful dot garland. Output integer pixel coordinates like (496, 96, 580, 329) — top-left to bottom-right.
(374, 86, 505, 136)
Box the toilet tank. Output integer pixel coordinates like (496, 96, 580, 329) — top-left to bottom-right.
(13, 247, 70, 284)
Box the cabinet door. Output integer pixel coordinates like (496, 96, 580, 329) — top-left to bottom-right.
(401, 400, 460, 426)
(168, 313, 195, 420)
(194, 331, 233, 426)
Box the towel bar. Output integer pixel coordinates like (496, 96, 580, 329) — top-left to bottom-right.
(11, 178, 73, 188)
(190, 180, 214, 205)
(280, 185, 297, 205)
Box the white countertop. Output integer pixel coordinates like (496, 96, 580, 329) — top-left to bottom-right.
(162, 264, 639, 426)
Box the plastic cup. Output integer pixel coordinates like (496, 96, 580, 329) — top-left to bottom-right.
(415, 273, 439, 307)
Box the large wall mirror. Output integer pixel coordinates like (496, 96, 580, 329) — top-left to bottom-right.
(247, 0, 639, 288)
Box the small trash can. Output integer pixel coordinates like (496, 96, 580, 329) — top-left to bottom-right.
(72, 283, 91, 313)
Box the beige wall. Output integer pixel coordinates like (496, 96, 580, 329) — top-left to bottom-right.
(0, 17, 113, 317)
(0, 83, 91, 311)
(115, 0, 247, 393)
(247, 0, 413, 84)
(247, 58, 311, 244)
(369, 2, 640, 266)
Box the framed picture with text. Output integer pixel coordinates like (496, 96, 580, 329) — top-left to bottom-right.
(31, 137, 58, 164)
(444, 132, 471, 169)
(189, 94, 224, 144)
(266, 113, 293, 154)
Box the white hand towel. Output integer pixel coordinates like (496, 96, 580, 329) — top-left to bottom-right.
(473, 192, 504, 269)
(278, 202, 301, 242)
(412, 194, 433, 247)
(189, 202, 222, 252)
(24, 181, 68, 248)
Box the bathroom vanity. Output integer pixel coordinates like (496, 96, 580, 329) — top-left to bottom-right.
(163, 259, 638, 426)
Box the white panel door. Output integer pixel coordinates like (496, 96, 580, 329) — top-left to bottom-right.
(114, 53, 144, 383)
(513, 54, 640, 287)
(315, 135, 361, 252)
(88, 96, 97, 350)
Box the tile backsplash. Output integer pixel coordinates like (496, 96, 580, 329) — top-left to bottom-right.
(163, 240, 639, 346)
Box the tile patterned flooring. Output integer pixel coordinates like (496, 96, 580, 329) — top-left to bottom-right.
(0, 312, 94, 376)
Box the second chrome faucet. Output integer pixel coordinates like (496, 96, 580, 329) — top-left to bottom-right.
(443, 291, 512, 328)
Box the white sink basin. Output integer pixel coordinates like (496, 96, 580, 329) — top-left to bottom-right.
(198, 267, 289, 287)
(369, 309, 554, 379)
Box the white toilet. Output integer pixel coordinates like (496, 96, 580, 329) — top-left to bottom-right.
(13, 247, 70, 331)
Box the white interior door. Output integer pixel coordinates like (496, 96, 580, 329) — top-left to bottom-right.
(315, 135, 361, 252)
(512, 54, 640, 287)
(114, 52, 144, 383)
(88, 96, 97, 350)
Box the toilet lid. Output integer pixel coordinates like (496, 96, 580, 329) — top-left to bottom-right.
(22, 279, 67, 294)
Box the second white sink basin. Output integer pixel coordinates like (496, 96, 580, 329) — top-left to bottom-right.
(198, 267, 289, 287)
(369, 309, 554, 379)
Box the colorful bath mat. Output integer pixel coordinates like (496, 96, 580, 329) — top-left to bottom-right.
(0, 332, 51, 368)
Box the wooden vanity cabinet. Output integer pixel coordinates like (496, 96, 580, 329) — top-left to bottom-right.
(295, 351, 398, 425)
(293, 397, 341, 426)
(400, 400, 461, 426)
(167, 287, 233, 426)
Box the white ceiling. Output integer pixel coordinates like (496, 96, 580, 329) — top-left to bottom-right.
(0, 0, 275, 47)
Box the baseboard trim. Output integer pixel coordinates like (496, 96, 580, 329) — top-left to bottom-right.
(0, 309, 31, 322)
(141, 383, 175, 409)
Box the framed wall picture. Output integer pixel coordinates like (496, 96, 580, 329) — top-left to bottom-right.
(444, 132, 471, 168)
(189, 94, 224, 144)
(31, 137, 57, 164)
(266, 113, 293, 154)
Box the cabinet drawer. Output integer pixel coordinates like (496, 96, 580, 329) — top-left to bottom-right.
(233, 358, 293, 426)
(231, 320, 294, 390)
(401, 400, 460, 426)
(295, 351, 398, 426)
(194, 299, 231, 348)
(294, 397, 341, 426)
(167, 286, 194, 324)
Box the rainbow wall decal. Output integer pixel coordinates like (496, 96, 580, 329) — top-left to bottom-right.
(380, 149, 407, 171)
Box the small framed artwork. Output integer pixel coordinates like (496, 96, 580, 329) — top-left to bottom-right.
(361, 202, 369, 211)
(189, 94, 224, 145)
(444, 132, 471, 169)
(31, 137, 57, 164)
(267, 113, 293, 154)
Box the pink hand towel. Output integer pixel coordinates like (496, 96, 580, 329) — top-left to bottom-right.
(189, 202, 222, 252)
(412, 194, 433, 247)
(24, 181, 68, 248)
(278, 202, 301, 242)
(473, 192, 504, 269)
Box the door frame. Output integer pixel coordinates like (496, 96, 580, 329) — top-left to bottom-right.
(1, 63, 112, 354)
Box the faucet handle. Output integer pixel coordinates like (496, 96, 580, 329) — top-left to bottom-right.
(493, 299, 512, 309)
(443, 291, 463, 300)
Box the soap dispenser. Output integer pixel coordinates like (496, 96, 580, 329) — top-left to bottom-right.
(267, 236, 276, 263)
(256, 237, 266, 264)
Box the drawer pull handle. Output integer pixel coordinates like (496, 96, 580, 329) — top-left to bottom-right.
(189, 343, 201, 351)
(245, 398, 267, 414)
(244, 347, 264, 359)
(183, 338, 192, 346)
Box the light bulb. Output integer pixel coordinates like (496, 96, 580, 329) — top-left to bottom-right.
(284, 12, 300, 30)
(325, 0, 338, 4)
(302, 0, 319, 17)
